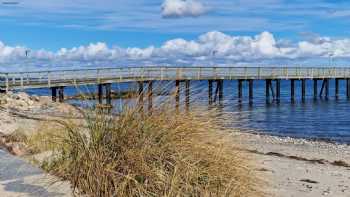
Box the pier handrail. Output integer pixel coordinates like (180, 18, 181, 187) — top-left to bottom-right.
(3, 65, 350, 75)
(2, 66, 350, 90)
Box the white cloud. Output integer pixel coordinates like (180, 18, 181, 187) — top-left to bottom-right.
(161, 0, 207, 18)
(2, 31, 350, 71)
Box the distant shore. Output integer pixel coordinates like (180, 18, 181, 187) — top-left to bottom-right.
(0, 92, 349, 197)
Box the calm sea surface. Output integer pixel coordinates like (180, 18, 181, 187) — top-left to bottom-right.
(25, 79, 350, 144)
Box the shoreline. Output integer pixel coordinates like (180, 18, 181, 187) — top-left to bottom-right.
(240, 128, 350, 146)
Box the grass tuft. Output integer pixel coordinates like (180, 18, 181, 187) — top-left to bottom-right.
(28, 102, 261, 196)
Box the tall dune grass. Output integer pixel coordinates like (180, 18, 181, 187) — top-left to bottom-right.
(27, 84, 261, 197)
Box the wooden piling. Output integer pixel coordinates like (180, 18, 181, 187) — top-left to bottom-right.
(148, 81, 153, 112)
(138, 82, 144, 110)
(276, 79, 281, 103)
(325, 79, 329, 99)
(335, 79, 339, 99)
(266, 79, 270, 103)
(175, 80, 180, 110)
(291, 79, 295, 102)
(320, 80, 325, 98)
(185, 80, 190, 109)
(313, 79, 318, 100)
(58, 87, 64, 103)
(208, 80, 213, 104)
(301, 79, 306, 102)
(218, 80, 223, 102)
(98, 84, 103, 104)
(105, 83, 112, 106)
(51, 87, 57, 102)
(238, 79, 243, 102)
(270, 81, 275, 100)
(347, 79, 350, 99)
(248, 79, 253, 104)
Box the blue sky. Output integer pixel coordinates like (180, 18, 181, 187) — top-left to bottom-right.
(1, 0, 350, 70)
(1, 0, 349, 50)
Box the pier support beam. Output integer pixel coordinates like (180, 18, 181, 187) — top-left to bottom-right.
(347, 79, 350, 99)
(238, 79, 243, 102)
(58, 87, 64, 103)
(335, 79, 339, 99)
(138, 82, 144, 110)
(105, 83, 112, 106)
(301, 79, 306, 102)
(313, 79, 318, 100)
(175, 80, 180, 110)
(320, 79, 329, 99)
(266, 79, 271, 103)
(148, 81, 153, 112)
(208, 80, 213, 104)
(51, 87, 57, 102)
(185, 80, 190, 109)
(325, 79, 329, 100)
(248, 79, 253, 104)
(291, 79, 295, 102)
(276, 79, 281, 103)
(98, 84, 103, 104)
(218, 80, 223, 103)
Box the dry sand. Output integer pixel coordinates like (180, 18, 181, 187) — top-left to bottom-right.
(234, 132, 350, 197)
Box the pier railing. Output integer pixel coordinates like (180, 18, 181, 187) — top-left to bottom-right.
(1, 66, 350, 91)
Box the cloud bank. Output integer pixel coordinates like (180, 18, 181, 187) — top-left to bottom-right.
(161, 0, 207, 18)
(1, 31, 349, 71)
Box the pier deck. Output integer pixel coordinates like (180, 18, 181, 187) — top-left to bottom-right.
(1, 66, 350, 105)
(1, 67, 350, 90)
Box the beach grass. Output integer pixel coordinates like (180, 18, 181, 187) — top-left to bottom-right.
(24, 89, 261, 196)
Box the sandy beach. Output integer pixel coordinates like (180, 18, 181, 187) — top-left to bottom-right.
(0, 92, 349, 196)
(234, 132, 350, 197)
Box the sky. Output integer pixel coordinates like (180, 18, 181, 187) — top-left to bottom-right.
(1, 0, 350, 70)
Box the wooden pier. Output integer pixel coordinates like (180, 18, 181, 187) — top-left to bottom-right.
(1, 66, 350, 107)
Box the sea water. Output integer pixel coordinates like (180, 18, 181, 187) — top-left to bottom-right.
(25, 79, 350, 144)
